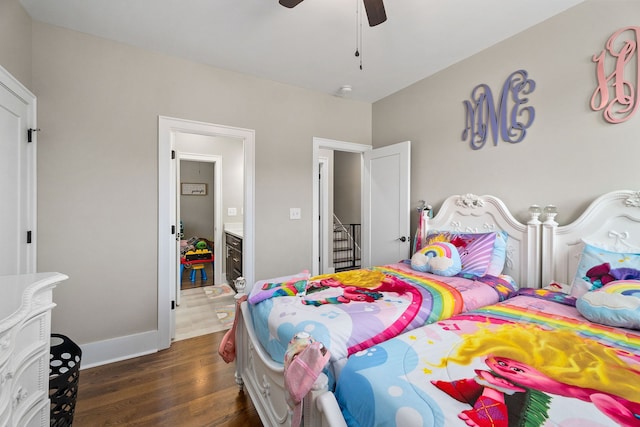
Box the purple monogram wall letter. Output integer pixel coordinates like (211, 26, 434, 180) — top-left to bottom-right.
(462, 70, 536, 150)
(591, 26, 640, 124)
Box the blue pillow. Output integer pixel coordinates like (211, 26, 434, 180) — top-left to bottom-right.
(576, 280, 640, 330)
(570, 243, 640, 298)
(411, 242, 462, 277)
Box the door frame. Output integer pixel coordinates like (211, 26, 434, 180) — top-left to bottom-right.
(317, 156, 330, 274)
(158, 116, 255, 349)
(0, 65, 37, 275)
(312, 137, 370, 276)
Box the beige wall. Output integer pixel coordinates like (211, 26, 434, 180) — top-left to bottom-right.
(334, 151, 361, 225)
(373, 0, 640, 228)
(0, 0, 32, 88)
(30, 22, 371, 346)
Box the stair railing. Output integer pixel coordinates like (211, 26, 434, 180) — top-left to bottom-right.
(333, 214, 361, 271)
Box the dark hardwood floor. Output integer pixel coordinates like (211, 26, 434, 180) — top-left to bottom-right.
(73, 331, 263, 426)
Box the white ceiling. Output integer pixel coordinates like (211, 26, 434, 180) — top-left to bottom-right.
(20, 0, 584, 103)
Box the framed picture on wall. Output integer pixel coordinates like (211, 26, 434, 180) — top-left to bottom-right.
(181, 183, 207, 195)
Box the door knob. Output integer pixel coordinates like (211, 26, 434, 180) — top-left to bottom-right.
(397, 236, 407, 242)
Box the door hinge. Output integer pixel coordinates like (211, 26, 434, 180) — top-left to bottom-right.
(171, 150, 176, 159)
(27, 128, 40, 143)
(171, 300, 176, 310)
(26, 231, 32, 244)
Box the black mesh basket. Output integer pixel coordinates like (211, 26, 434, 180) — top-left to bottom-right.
(49, 334, 82, 427)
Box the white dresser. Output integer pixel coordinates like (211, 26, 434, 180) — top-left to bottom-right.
(0, 272, 68, 427)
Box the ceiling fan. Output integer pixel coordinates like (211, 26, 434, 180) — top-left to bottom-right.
(279, 0, 387, 27)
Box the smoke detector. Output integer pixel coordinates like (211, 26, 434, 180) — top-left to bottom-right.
(335, 85, 353, 97)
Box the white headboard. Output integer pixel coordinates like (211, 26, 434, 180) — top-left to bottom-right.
(424, 193, 541, 288)
(541, 190, 640, 287)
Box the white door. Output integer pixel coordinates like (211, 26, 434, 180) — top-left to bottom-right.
(362, 141, 411, 267)
(0, 66, 37, 275)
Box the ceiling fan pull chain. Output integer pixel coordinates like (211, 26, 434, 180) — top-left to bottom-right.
(354, 0, 360, 58)
(355, 0, 363, 70)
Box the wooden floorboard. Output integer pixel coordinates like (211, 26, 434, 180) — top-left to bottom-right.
(73, 331, 263, 426)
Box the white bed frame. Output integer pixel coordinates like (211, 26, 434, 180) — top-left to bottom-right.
(235, 193, 543, 427)
(264, 190, 640, 427)
(541, 189, 640, 287)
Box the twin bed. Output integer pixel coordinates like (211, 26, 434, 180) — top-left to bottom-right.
(233, 190, 640, 427)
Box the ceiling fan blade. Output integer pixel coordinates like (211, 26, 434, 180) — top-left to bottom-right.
(362, 0, 387, 26)
(279, 0, 304, 8)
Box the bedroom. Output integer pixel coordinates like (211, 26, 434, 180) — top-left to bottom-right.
(1, 0, 639, 413)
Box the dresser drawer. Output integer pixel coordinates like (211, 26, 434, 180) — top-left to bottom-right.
(16, 397, 48, 427)
(14, 312, 49, 364)
(225, 233, 242, 250)
(10, 350, 48, 426)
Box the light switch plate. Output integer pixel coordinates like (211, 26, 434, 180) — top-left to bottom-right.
(228, 207, 237, 216)
(290, 208, 301, 220)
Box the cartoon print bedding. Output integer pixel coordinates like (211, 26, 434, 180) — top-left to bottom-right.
(335, 289, 640, 427)
(247, 261, 517, 372)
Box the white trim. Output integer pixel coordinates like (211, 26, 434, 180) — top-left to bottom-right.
(312, 138, 371, 276)
(318, 157, 332, 274)
(158, 116, 255, 350)
(0, 65, 37, 274)
(79, 330, 158, 369)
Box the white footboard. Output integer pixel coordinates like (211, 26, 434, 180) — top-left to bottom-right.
(235, 301, 346, 427)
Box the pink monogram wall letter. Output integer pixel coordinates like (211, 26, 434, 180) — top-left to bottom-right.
(591, 26, 640, 124)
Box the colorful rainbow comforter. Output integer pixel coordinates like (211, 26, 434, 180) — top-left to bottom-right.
(247, 262, 516, 373)
(335, 289, 640, 427)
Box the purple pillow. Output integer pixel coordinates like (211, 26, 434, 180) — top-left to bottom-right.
(425, 231, 507, 277)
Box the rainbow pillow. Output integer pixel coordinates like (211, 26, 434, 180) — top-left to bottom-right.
(576, 280, 640, 330)
(411, 242, 462, 277)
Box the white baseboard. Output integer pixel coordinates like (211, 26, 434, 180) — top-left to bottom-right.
(79, 330, 159, 369)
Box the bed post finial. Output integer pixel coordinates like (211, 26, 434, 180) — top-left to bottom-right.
(234, 277, 247, 299)
(528, 205, 542, 224)
(543, 205, 558, 225)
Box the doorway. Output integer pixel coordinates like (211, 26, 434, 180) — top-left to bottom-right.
(177, 157, 219, 289)
(312, 138, 370, 276)
(158, 116, 255, 350)
(313, 138, 411, 276)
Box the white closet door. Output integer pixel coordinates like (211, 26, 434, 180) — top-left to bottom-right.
(0, 66, 37, 275)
